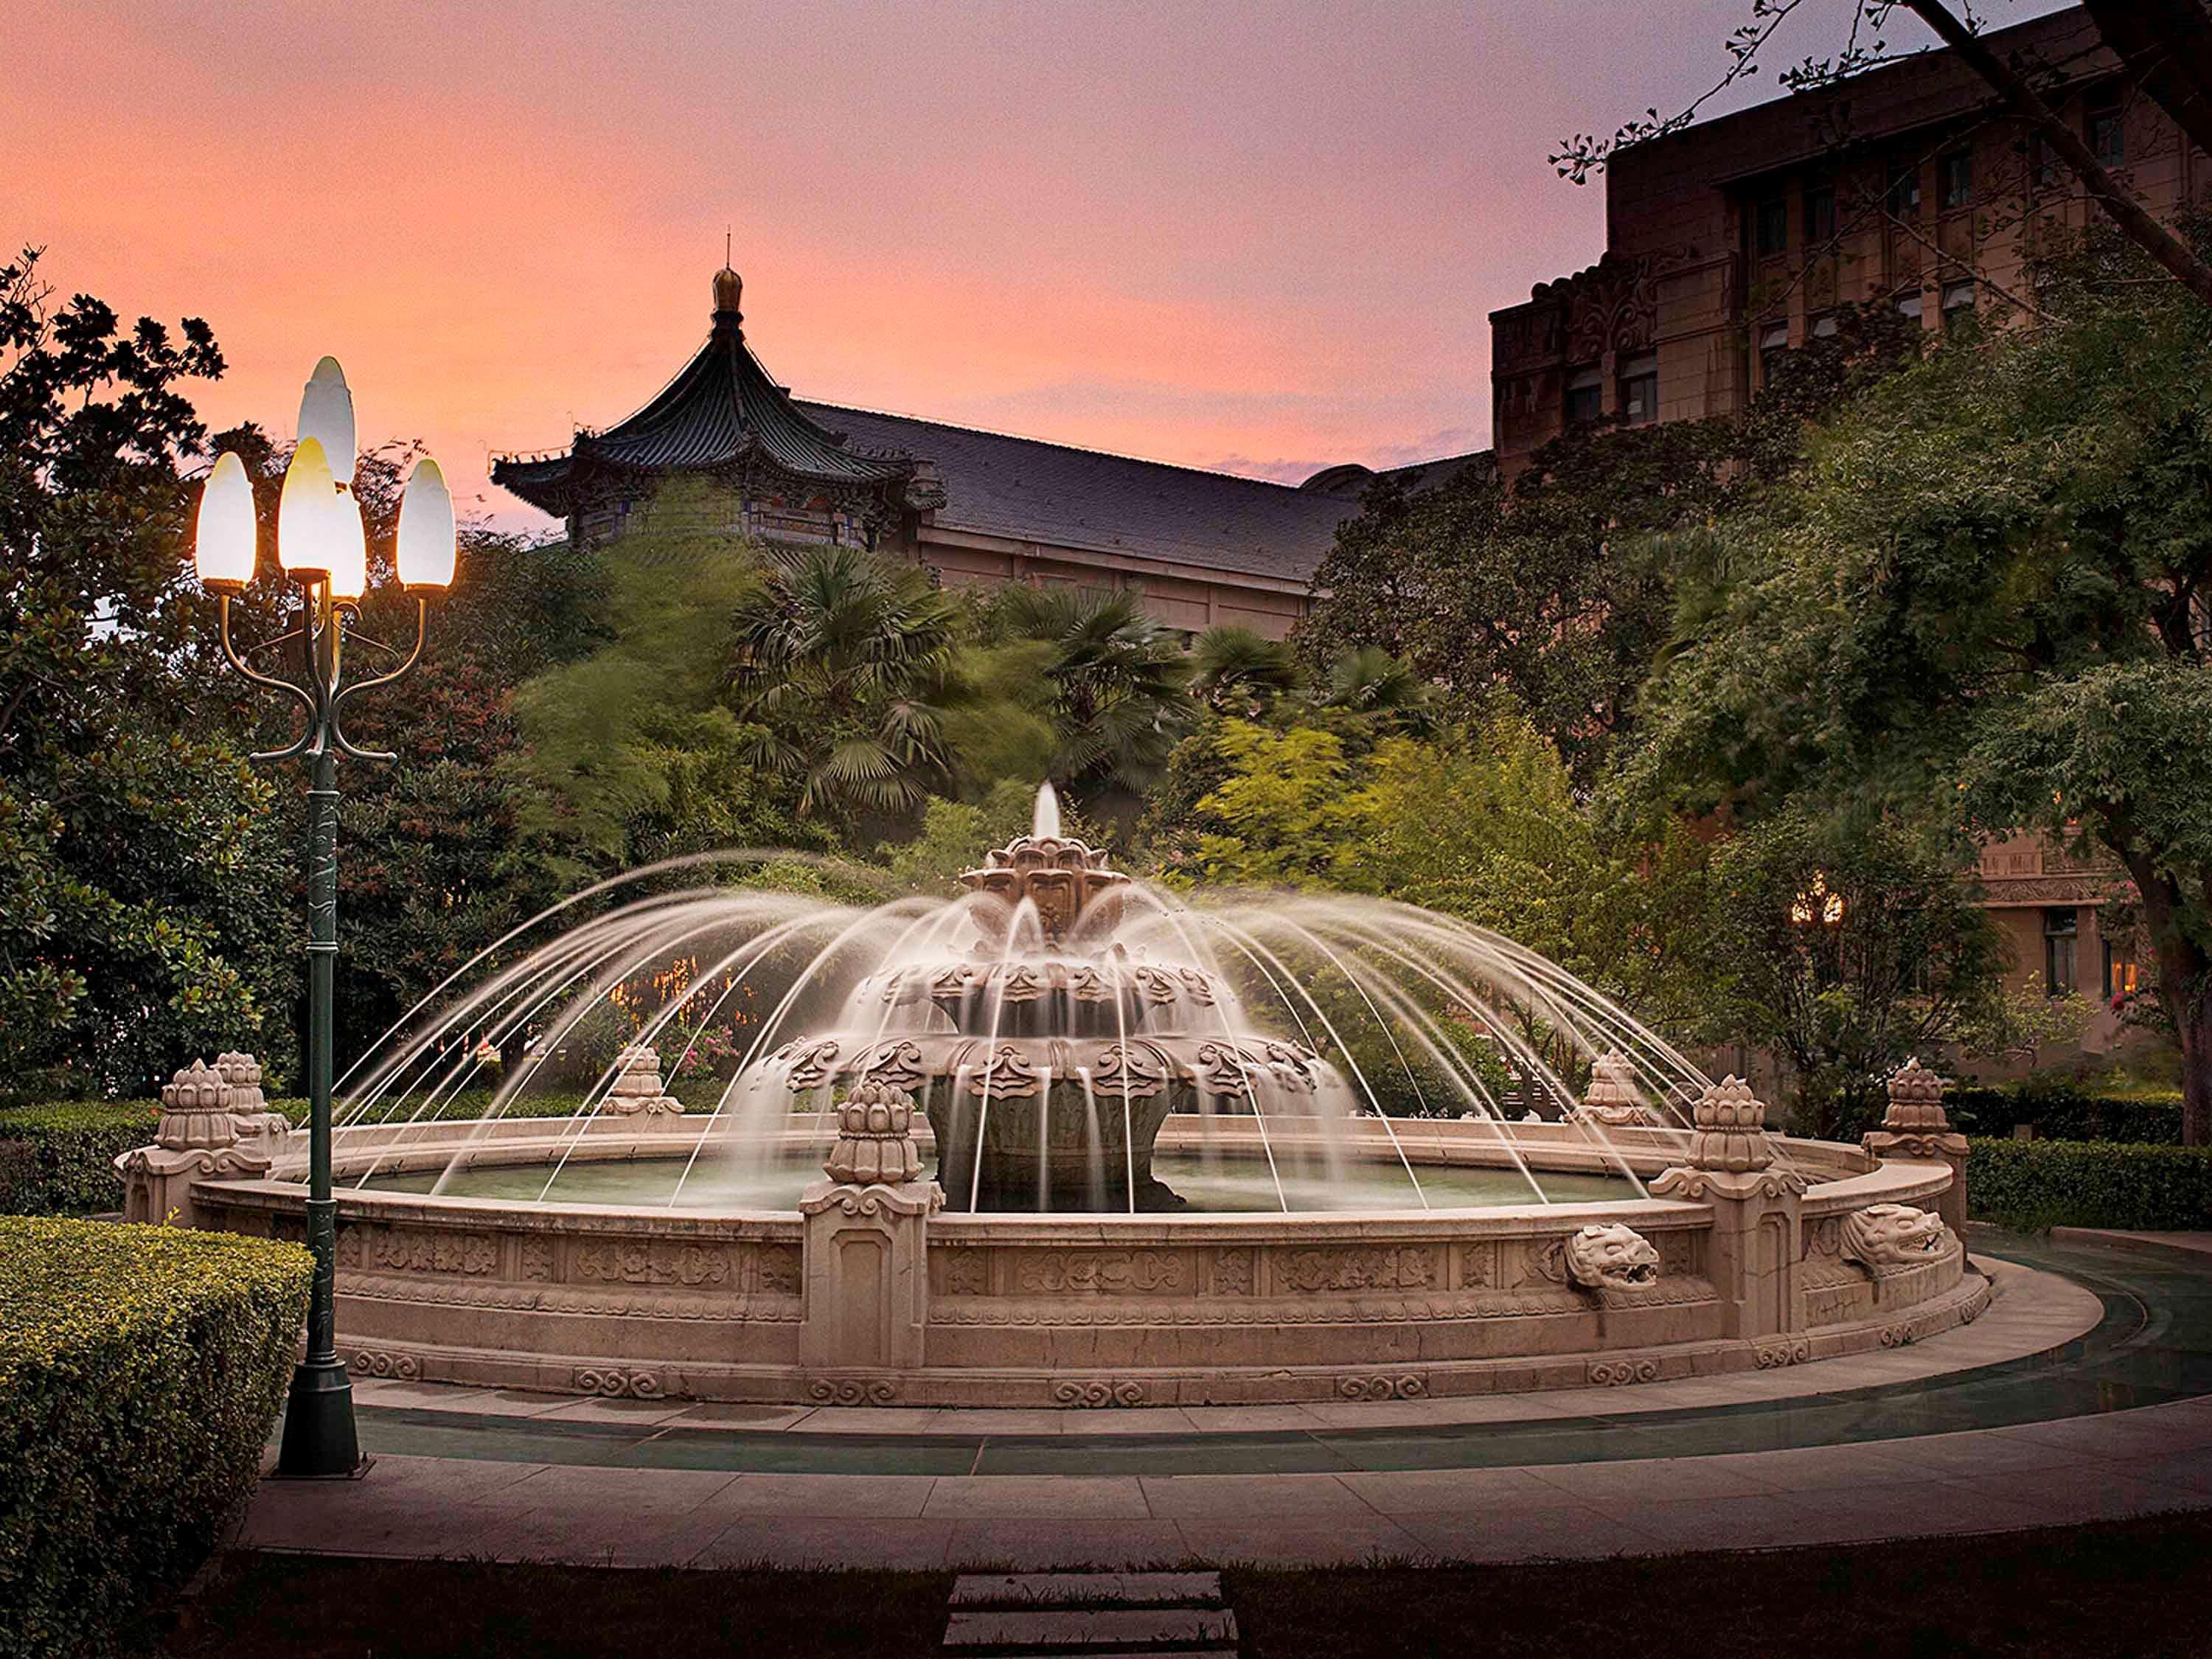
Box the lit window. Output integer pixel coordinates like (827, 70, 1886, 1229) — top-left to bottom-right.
(1940, 149, 1973, 209)
(1618, 354, 1658, 426)
(1565, 366, 1602, 426)
(1804, 181, 1836, 245)
(2102, 941, 2140, 1000)
(2045, 908, 2079, 996)
(2087, 90, 2125, 166)
(1754, 196, 1790, 257)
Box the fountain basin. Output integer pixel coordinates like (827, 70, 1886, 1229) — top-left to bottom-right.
(181, 1115, 1985, 1407)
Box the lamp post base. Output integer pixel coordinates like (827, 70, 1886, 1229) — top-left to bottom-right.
(273, 1356, 366, 1480)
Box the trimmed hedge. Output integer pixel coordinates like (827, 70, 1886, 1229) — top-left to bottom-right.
(1967, 1138, 2212, 1233)
(0, 1216, 313, 1659)
(0, 1102, 161, 1217)
(1947, 1085, 2183, 1145)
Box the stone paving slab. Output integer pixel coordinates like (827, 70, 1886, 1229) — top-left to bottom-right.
(942, 1608, 1239, 1648)
(950, 1571, 1224, 1605)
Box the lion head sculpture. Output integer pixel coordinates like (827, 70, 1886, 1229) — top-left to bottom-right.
(1840, 1203, 1949, 1272)
(1564, 1222, 1662, 1291)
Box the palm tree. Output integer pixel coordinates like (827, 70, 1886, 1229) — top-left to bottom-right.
(1323, 646, 1436, 737)
(987, 587, 1193, 824)
(726, 545, 964, 822)
(1190, 625, 1306, 717)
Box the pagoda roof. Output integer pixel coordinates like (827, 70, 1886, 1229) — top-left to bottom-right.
(493, 274, 928, 517)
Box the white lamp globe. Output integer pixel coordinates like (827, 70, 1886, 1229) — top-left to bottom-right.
(396, 457, 457, 590)
(194, 451, 257, 591)
(276, 437, 340, 577)
(298, 356, 357, 487)
(326, 490, 369, 601)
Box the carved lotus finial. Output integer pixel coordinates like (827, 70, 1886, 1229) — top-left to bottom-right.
(157, 1058, 240, 1152)
(1882, 1057, 1953, 1132)
(822, 1079, 923, 1186)
(1683, 1074, 1776, 1172)
(1569, 1051, 1663, 1129)
(605, 1043, 684, 1116)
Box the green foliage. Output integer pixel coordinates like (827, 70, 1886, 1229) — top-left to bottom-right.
(0, 1100, 156, 1214)
(0, 1215, 312, 1658)
(875, 781, 1043, 894)
(975, 586, 1192, 827)
(1628, 232, 2212, 1140)
(728, 540, 965, 828)
(1966, 1138, 2212, 1231)
(1190, 625, 1305, 718)
(1947, 1085, 2185, 1145)
(0, 249, 295, 1100)
(1697, 808, 2004, 1138)
(507, 495, 815, 879)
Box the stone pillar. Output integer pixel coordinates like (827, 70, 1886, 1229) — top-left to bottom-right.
(1862, 1057, 1970, 1236)
(605, 1043, 684, 1117)
(116, 1059, 273, 1228)
(797, 1082, 943, 1377)
(1652, 1076, 1807, 1342)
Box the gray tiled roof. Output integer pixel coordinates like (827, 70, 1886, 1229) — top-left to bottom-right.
(799, 402, 1363, 585)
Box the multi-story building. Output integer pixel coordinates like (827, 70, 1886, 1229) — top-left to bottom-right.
(1489, 7, 2202, 475)
(1489, 4, 2201, 1068)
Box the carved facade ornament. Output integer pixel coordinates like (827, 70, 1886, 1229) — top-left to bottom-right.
(960, 831, 1130, 944)
(1840, 1203, 1950, 1273)
(1053, 1380, 1147, 1407)
(773, 1038, 842, 1091)
(1587, 1357, 1661, 1386)
(966, 1045, 1042, 1099)
(1569, 1051, 1664, 1129)
(604, 1043, 684, 1116)
(1092, 1043, 1169, 1099)
(1650, 1076, 1809, 1205)
(820, 1080, 924, 1187)
(1563, 1222, 1662, 1292)
(857, 1039, 928, 1091)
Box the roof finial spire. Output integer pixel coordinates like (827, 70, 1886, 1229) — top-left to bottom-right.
(712, 240, 742, 327)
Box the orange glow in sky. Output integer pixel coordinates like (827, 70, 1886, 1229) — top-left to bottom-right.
(9, 0, 2060, 532)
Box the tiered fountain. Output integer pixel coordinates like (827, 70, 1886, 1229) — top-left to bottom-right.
(128, 786, 1989, 1407)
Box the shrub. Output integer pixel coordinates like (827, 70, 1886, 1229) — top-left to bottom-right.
(0, 1216, 313, 1658)
(0, 1102, 161, 1217)
(1948, 1085, 2183, 1144)
(1966, 1138, 2212, 1232)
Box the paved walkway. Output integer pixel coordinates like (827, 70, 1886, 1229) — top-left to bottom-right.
(239, 1236, 2212, 1568)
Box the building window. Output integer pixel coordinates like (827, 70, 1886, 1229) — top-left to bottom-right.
(1887, 159, 1922, 218)
(1809, 311, 1839, 341)
(1565, 366, 1602, 426)
(1758, 321, 1790, 383)
(1940, 149, 1973, 209)
(1941, 279, 1977, 330)
(2031, 133, 2062, 192)
(1896, 288, 1926, 321)
(2102, 940, 2140, 1001)
(1804, 181, 1836, 245)
(1753, 196, 1790, 257)
(2045, 908, 2079, 996)
(2087, 88, 2126, 166)
(1618, 354, 1658, 425)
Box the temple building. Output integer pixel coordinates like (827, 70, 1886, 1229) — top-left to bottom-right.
(493, 266, 1363, 642)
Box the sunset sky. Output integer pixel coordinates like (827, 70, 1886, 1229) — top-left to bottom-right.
(10, 0, 2066, 532)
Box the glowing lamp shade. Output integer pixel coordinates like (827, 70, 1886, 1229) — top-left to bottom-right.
(276, 437, 341, 577)
(297, 356, 357, 487)
(396, 458, 457, 590)
(194, 451, 257, 591)
(326, 491, 369, 600)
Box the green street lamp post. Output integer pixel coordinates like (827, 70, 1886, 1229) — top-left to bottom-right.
(192, 359, 458, 1478)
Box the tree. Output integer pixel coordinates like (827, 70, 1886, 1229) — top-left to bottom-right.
(1627, 232, 2212, 1141)
(508, 492, 816, 880)
(1190, 625, 1304, 718)
(978, 586, 1193, 829)
(0, 248, 296, 1097)
(1552, 0, 2212, 310)
(1696, 808, 2006, 1138)
(727, 540, 964, 829)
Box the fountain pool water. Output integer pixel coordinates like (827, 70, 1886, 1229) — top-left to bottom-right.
(159, 784, 1986, 1408)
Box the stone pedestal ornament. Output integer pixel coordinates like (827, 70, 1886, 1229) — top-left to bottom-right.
(604, 1043, 684, 1116)
(215, 1051, 291, 1147)
(117, 1058, 273, 1228)
(1652, 1076, 1807, 1340)
(1862, 1057, 1969, 1234)
(1563, 1221, 1661, 1295)
(798, 1081, 943, 1381)
(1568, 1051, 1665, 1129)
